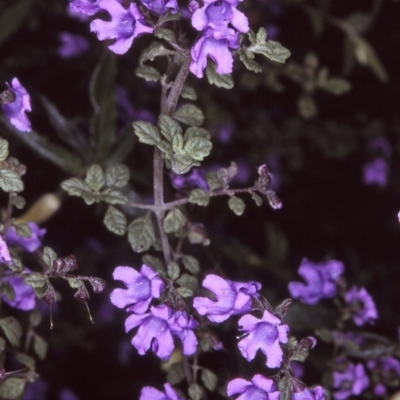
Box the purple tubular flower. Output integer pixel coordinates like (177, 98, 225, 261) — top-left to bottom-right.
(69, 0, 100, 16)
(291, 387, 326, 400)
(333, 362, 369, 400)
(0, 235, 12, 265)
(110, 265, 164, 314)
(140, 383, 184, 400)
(193, 274, 261, 323)
(363, 158, 388, 188)
(170, 168, 208, 190)
(139, 0, 178, 15)
(170, 311, 198, 355)
(367, 357, 400, 396)
(90, 0, 153, 54)
(238, 310, 289, 369)
(3, 276, 36, 311)
(58, 33, 89, 59)
(227, 374, 280, 400)
(288, 258, 344, 305)
(1, 78, 31, 132)
(345, 286, 378, 326)
(6, 222, 46, 253)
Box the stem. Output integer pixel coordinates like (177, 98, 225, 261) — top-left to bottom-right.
(3, 192, 15, 234)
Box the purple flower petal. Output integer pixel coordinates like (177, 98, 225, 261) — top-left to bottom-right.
(58, 33, 89, 59)
(0, 235, 12, 264)
(3, 276, 36, 311)
(140, 383, 184, 400)
(345, 286, 378, 326)
(6, 222, 46, 253)
(333, 362, 369, 400)
(70, 0, 100, 16)
(227, 374, 280, 400)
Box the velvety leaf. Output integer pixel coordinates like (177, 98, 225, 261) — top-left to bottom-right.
(33, 334, 48, 360)
(158, 115, 183, 143)
(0, 169, 24, 193)
(172, 133, 184, 153)
(139, 41, 175, 65)
(61, 178, 98, 205)
(239, 48, 262, 73)
(105, 164, 130, 188)
(173, 104, 204, 127)
(15, 353, 35, 369)
(201, 368, 218, 391)
(319, 77, 352, 96)
(13, 223, 31, 238)
(128, 216, 156, 252)
(141, 255, 164, 275)
(163, 208, 186, 233)
(135, 65, 161, 82)
(176, 273, 197, 292)
(23, 272, 46, 288)
(157, 10, 182, 25)
(12, 195, 25, 209)
(166, 363, 185, 385)
(183, 136, 212, 161)
(181, 85, 197, 100)
(1, 282, 15, 302)
(206, 171, 222, 191)
(228, 196, 245, 216)
(189, 383, 204, 400)
(0, 138, 9, 162)
(132, 121, 161, 145)
(251, 192, 263, 206)
(157, 141, 173, 160)
(0, 378, 25, 399)
(100, 187, 128, 205)
(170, 153, 198, 175)
(0, 317, 22, 347)
(176, 286, 194, 297)
(85, 164, 105, 191)
(167, 262, 180, 281)
(248, 28, 290, 63)
(182, 255, 200, 274)
(154, 27, 176, 42)
(189, 189, 210, 206)
(206, 61, 234, 89)
(43, 246, 58, 269)
(104, 205, 127, 236)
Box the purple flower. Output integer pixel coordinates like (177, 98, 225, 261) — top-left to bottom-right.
(345, 286, 378, 326)
(227, 374, 280, 400)
(368, 137, 392, 157)
(170, 311, 198, 356)
(363, 158, 388, 188)
(238, 310, 289, 369)
(139, 0, 178, 15)
(291, 387, 326, 400)
(125, 304, 197, 359)
(110, 265, 164, 314)
(1, 78, 31, 132)
(140, 383, 184, 400)
(188, 0, 200, 13)
(333, 362, 369, 400)
(367, 357, 400, 396)
(170, 168, 208, 190)
(0, 235, 12, 265)
(23, 378, 48, 400)
(69, 0, 101, 16)
(90, 0, 153, 54)
(3, 276, 36, 311)
(193, 274, 261, 323)
(6, 222, 46, 253)
(58, 33, 89, 59)
(288, 258, 344, 305)
(58, 388, 79, 400)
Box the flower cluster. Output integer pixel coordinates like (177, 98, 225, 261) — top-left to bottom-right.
(332, 362, 369, 400)
(189, 0, 249, 77)
(345, 286, 378, 326)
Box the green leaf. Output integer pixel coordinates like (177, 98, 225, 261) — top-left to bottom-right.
(176, 286, 194, 297)
(61, 178, 98, 205)
(206, 171, 222, 191)
(184, 133, 212, 161)
(33, 334, 48, 360)
(251, 192, 263, 206)
(1, 282, 15, 302)
(0, 138, 9, 162)
(188, 383, 204, 400)
(133, 121, 161, 145)
(182, 255, 200, 274)
(173, 104, 204, 127)
(85, 164, 105, 191)
(201, 368, 218, 391)
(176, 273, 197, 292)
(206, 61, 234, 89)
(12, 195, 25, 209)
(139, 41, 175, 65)
(163, 208, 186, 233)
(104, 205, 127, 236)
(170, 154, 199, 175)
(43, 246, 57, 268)
(158, 115, 183, 143)
(189, 189, 210, 206)
(23, 272, 46, 288)
(15, 352, 35, 369)
(278, 376, 292, 400)
(135, 65, 161, 82)
(319, 77, 351, 95)
(181, 85, 197, 100)
(0, 169, 23, 192)
(239, 48, 262, 73)
(0, 378, 25, 399)
(0, 317, 22, 347)
(128, 216, 156, 252)
(166, 363, 185, 385)
(0, 0, 32, 47)
(157, 10, 182, 25)
(167, 262, 180, 280)
(141, 255, 164, 274)
(100, 187, 128, 205)
(105, 164, 130, 188)
(228, 196, 245, 216)
(12, 223, 31, 238)
(157, 141, 174, 160)
(154, 27, 176, 42)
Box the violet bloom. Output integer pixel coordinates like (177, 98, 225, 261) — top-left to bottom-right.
(345, 286, 378, 326)
(227, 374, 280, 400)
(58, 33, 89, 59)
(90, 0, 153, 55)
(368, 137, 392, 157)
(139, 0, 178, 15)
(140, 383, 184, 400)
(363, 158, 388, 188)
(69, 0, 100, 16)
(6, 222, 46, 253)
(288, 258, 344, 305)
(238, 310, 289, 369)
(110, 265, 164, 314)
(3, 276, 36, 311)
(291, 387, 326, 400)
(170, 311, 198, 356)
(0, 235, 12, 265)
(170, 168, 208, 190)
(1, 78, 31, 132)
(333, 362, 369, 400)
(367, 357, 400, 396)
(193, 274, 261, 323)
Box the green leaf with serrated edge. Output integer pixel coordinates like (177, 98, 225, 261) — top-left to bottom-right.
(157, 141, 173, 160)
(141, 255, 164, 274)
(139, 41, 175, 65)
(0, 0, 32, 47)
(239, 48, 262, 73)
(163, 208, 186, 233)
(1, 282, 15, 302)
(135, 65, 161, 82)
(104, 205, 127, 236)
(154, 27, 176, 42)
(133, 121, 161, 145)
(181, 85, 197, 100)
(189, 189, 210, 206)
(158, 115, 183, 143)
(228, 196, 245, 216)
(0, 138, 9, 162)
(128, 216, 156, 253)
(167, 262, 180, 280)
(33, 334, 48, 360)
(176, 286, 193, 297)
(182, 255, 200, 274)
(89, 51, 116, 163)
(206, 171, 222, 191)
(172, 133, 184, 153)
(251, 192, 263, 206)
(105, 164, 130, 188)
(177, 273, 197, 292)
(100, 187, 128, 205)
(15, 353, 35, 369)
(206, 61, 234, 89)
(61, 178, 97, 204)
(13, 223, 31, 238)
(24, 273, 46, 288)
(43, 246, 57, 268)
(157, 10, 181, 25)
(173, 104, 204, 127)
(166, 363, 185, 385)
(189, 383, 204, 400)
(85, 164, 105, 191)
(171, 154, 199, 174)
(8, 254, 23, 272)
(0, 317, 22, 347)
(184, 136, 212, 161)
(0, 378, 25, 399)
(201, 368, 218, 391)
(12, 195, 25, 209)
(0, 169, 23, 193)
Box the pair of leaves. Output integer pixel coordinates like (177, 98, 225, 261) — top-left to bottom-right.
(0, 138, 24, 193)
